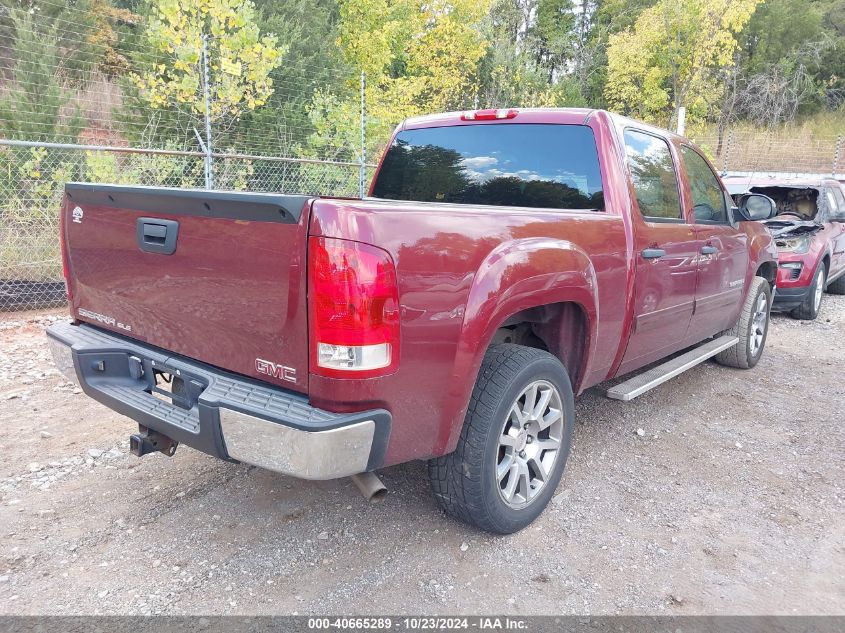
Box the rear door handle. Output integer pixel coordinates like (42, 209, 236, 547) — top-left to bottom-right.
(641, 248, 666, 259)
(701, 245, 718, 255)
(137, 218, 179, 255)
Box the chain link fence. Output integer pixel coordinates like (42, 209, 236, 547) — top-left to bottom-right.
(1, 129, 843, 313)
(690, 131, 843, 176)
(0, 139, 365, 311)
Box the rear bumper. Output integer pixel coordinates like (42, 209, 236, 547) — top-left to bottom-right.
(771, 285, 810, 312)
(46, 322, 390, 480)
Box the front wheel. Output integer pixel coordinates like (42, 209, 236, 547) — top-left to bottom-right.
(428, 344, 574, 534)
(790, 264, 826, 320)
(714, 276, 772, 369)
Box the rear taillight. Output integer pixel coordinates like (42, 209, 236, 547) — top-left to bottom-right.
(59, 203, 73, 303)
(308, 236, 400, 378)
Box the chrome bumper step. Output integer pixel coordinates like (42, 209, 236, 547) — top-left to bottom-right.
(607, 335, 739, 402)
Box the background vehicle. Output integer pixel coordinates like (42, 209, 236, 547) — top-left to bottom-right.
(724, 176, 845, 320)
(48, 108, 777, 533)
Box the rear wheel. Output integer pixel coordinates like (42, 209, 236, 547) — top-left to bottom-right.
(715, 276, 772, 369)
(790, 264, 826, 320)
(428, 344, 574, 534)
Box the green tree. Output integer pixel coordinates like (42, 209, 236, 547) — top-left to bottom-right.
(577, 0, 656, 107)
(86, 0, 143, 77)
(477, 0, 585, 108)
(740, 0, 821, 74)
(532, 0, 578, 80)
(0, 0, 104, 84)
(0, 11, 84, 142)
(131, 0, 285, 133)
(604, 0, 762, 126)
(231, 0, 349, 157)
(817, 0, 845, 110)
(304, 0, 493, 162)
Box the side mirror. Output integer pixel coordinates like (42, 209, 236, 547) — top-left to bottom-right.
(736, 193, 776, 221)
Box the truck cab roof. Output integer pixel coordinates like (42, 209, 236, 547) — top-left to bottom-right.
(402, 107, 682, 138)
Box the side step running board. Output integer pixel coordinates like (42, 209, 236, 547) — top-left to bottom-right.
(607, 335, 739, 402)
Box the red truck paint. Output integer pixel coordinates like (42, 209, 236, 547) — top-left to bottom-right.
(60, 108, 777, 469)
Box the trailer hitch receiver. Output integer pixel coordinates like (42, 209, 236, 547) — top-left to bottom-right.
(129, 425, 178, 457)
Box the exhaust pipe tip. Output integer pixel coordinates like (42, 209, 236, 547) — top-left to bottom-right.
(350, 472, 387, 503)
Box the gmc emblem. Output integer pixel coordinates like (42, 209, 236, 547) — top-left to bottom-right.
(255, 358, 297, 384)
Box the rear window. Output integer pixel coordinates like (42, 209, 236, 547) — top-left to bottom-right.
(371, 124, 604, 210)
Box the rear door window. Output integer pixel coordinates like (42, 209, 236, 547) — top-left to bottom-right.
(371, 124, 604, 210)
(623, 129, 682, 221)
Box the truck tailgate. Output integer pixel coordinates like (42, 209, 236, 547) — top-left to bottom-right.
(62, 184, 312, 394)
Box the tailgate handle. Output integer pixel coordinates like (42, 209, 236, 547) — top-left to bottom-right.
(137, 218, 178, 255)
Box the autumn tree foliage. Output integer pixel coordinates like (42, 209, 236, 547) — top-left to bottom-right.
(604, 0, 762, 127)
(132, 0, 285, 126)
(343, 0, 492, 119)
(303, 0, 493, 160)
(1, 0, 843, 158)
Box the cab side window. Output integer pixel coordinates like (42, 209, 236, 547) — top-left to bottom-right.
(624, 130, 682, 220)
(681, 146, 728, 223)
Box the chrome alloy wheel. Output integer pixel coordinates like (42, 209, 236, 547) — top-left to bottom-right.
(749, 292, 769, 357)
(813, 267, 824, 313)
(496, 380, 564, 508)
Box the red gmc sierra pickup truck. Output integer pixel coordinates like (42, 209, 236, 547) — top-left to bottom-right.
(48, 108, 778, 533)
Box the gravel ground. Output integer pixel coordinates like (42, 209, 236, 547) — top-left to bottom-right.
(0, 299, 843, 616)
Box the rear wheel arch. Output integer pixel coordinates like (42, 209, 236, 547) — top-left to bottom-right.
(438, 294, 595, 458)
(439, 239, 598, 457)
(491, 301, 590, 391)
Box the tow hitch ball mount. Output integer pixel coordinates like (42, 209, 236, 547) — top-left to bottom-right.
(129, 425, 178, 457)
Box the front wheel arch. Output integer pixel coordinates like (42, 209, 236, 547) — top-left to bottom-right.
(756, 261, 776, 287)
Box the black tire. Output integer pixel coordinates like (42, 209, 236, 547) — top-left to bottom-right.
(428, 344, 574, 534)
(825, 271, 845, 295)
(790, 263, 826, 320)
(714, 276, 772, 369)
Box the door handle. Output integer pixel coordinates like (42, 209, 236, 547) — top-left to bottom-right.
(700, 245, 718, 255)
(136, 217, 179, 255)
(641, 248, 666, 259)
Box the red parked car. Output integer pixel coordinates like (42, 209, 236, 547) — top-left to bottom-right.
(724, 176, 845, 319)
(48, 108, 777, 532)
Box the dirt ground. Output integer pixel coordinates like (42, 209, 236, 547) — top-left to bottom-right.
(0, 299, 843, 616)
